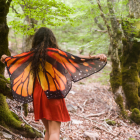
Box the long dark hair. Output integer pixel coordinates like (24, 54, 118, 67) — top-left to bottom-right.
(30, 27, 59, 78)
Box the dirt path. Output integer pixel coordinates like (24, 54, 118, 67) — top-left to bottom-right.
(1, 62, 140, 140)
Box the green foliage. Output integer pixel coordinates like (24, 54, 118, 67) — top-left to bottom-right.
(51, 0, 110, 55)
(8, 0, 74, 35)
(7, 0, 131, 55)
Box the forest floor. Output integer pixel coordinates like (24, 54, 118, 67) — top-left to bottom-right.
(1, 62, 140, 140)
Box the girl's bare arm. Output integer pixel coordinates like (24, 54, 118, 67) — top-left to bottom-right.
(79, 54, 107, 62)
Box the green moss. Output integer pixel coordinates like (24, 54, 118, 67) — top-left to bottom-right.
(129, 138, 136, 140)
(130, 108, 140, 124)
(24, 124, 34, 134)
(105, 119, 116, 126)
(138, 78, 140, 97)
(0, 94, 42, 138)
(120, 39, 140, 109)
(0, 74, 10, 90)
(115, 94, 128, 118)
(23, 104, 28, 117)
(110, 71, 121, 93)
(0, 94, 21, 129)
(138, 57, 140, 98)
(24, 124, 42, 138)
(0, 74, 12, 99)
(121, 64, 139, 109)
(11, 111, 20, 121)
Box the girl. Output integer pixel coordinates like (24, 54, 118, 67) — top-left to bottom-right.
(1, 27, 107, 140)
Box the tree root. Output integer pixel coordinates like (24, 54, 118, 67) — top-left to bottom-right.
(0, 75, 43, 138)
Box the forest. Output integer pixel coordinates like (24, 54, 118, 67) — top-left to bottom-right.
(0, 0, 140, 139)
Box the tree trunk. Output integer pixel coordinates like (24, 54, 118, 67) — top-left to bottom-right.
(121, 25, 140, 109)
(20, 4, 38, 52)
(120, 0, 140, 110)
(118, 0, 140, 123)
(106, 0, 127, 117)
(96, 0, 127, 117)
(138, 56, 140, 97)
(22, 34, 34, 52)
(97, 0, 140, 123)
(0, 0, 42, 138)
(0, 0, 11, 74)
(22, 16, 37, 52)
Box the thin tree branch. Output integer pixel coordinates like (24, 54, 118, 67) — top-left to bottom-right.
(11, 6, 19, 14)
(73, 113, 118, 137)
(0, 125, 22, 139)
(21, 105, 44, 137)
(10, 105, 44, 137)
(94, 17, 105, 30)
(96, 0, 113, 40)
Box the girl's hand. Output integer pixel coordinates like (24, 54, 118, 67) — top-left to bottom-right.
(91, 54, 107, 62)
(1, 54, 8, 63)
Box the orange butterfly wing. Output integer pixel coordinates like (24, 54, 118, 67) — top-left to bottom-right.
(5, 51, 34, 103)
(47, 48, 107, 82)
(37, 48, 107, 99)
(5, 48, 107, 102)
(37, 56, 72, 99)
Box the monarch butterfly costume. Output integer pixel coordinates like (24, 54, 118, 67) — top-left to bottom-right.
(5, 48, 107, 122)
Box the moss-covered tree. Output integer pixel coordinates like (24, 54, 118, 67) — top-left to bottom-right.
(97, 0, 126, 117)
(0, 0, 42, 138)
(97, 0, 140, 123)
(121, 25, 140, 110)
(120, 0, 140, 111)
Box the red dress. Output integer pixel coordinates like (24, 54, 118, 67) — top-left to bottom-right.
(33, 78, 70, 122)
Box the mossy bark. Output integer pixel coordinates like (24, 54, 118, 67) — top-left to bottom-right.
(0, 94, 42, 138)
(130, 108, 140, 124)
(110, 60, 121, 93)
(121, 38, 140, 109)
(0, 0, 11, 75)
(115, 94, 127, 118)
(0, 74, 13, 99)
(121, 11, 140, 110)
(137, 56, 140, 97)
(106, 0, 126, 116)
(120, 1, 140, 123)
(23, 103, 28, 117)
(0, 0, 42, 138)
